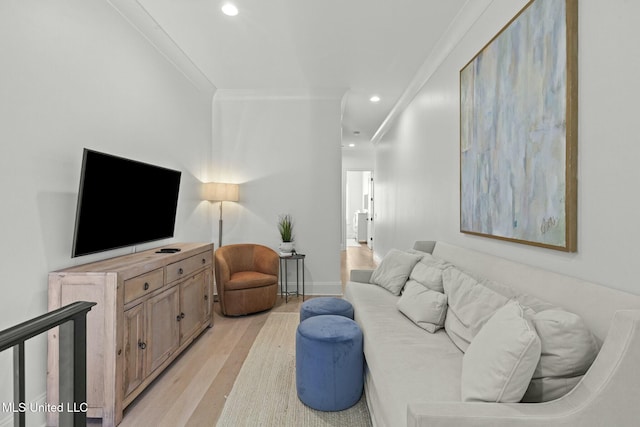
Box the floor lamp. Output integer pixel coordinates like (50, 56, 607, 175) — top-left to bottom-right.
(204, 182, 239, 248)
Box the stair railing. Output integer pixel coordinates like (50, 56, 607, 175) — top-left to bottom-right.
(0, 301, 96, 427)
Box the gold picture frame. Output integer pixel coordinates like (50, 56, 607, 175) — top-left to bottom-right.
(460, 0, 578, 252)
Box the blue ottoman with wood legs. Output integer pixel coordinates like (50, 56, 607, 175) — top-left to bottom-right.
(300, 297, 354, 322)
(296, 315, 363, 411)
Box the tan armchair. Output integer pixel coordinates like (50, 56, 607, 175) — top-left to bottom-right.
(214, 244, 279, 316)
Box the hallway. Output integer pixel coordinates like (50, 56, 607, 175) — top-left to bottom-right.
(341, 240, 377, 291)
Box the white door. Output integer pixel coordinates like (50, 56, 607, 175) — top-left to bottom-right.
(366, 172, 374, 250)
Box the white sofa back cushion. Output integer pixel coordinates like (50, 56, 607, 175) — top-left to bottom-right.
(443, 267, 509, 351)
(522, 309, 599, 402)
(529, 309, 599, 378)
(462, 301, 541, 402)
(431, 241, 640, 343)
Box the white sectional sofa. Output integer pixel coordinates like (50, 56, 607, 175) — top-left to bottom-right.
(344, 241, 640, 427)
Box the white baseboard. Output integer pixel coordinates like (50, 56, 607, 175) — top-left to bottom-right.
(280, 281, 342, 297)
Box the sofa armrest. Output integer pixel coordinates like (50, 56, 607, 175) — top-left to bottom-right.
(408, 310, 640, 427)
(413, 241, 436, 254)
(349, 269, 374, 283)
(408, 401, 557, 427)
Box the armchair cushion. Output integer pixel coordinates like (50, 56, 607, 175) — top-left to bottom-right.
(227, 271, 278, 291)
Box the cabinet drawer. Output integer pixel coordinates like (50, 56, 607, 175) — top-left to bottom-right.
(166, 251, 212, 283)
(124, 269, 164, 304)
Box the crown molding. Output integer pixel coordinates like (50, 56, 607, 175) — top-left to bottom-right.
(371, 0, 495, 143)
(213, 88, 348, 101)
(107, 0, 216, 97)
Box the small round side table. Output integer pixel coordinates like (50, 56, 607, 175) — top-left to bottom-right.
(279, 253, 306, 302)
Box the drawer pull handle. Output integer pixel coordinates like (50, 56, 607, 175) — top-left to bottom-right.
(180, 312, 185, 319)
(176, 315, 181, 322)
(202, 258, 206, 264)
(204, 295, 209, 300)
(143, 282, 149, 290)
(178, 268, 184, 275)
(138, 340, 147, 350)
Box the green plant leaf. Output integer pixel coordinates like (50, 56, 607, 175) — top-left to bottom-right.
(277, 214, 294, 242)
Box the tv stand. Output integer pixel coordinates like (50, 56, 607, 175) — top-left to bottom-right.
(47, 242, 213, 427)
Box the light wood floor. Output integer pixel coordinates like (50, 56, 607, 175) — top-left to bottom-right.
(94, 243, 376, 427)
(341, 242, 378, 290)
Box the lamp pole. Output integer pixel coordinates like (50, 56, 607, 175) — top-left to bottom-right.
(218, 201, 224, 248)
(205, 182, 239, 248)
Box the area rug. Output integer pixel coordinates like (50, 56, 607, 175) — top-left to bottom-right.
(217, 312, 372, 427)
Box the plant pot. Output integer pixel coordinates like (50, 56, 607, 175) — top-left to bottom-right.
(279, 241, 294, 253)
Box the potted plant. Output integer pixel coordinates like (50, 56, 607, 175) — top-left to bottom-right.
(278, 214, 295, 253)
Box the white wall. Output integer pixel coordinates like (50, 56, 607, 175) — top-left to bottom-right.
(0, 0, 213, 421)
(212, 91, 343, 295)
(374, 0, 640, 295)
(342, 146, 375, 171)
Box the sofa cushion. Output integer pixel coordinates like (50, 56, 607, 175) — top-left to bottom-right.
(479, 277, 558, 313)
(479, 277, 519, 299)
(443, 267, 509, 351)
(462, 301, 541, 402)
(344, 281, 462, 427)
(522, 376, 583, 403)
(522, 309, 599, 402)
(515, 293, 558, 313)
(408, 253, 450, 293)
(397, 281, 447, 333)
(369, 249, 423, 295)
(529, 309, 598, 378)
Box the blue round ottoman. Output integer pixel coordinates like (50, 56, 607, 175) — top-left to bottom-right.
(296, 315, 363, 411)
(300, 297, 354, 322)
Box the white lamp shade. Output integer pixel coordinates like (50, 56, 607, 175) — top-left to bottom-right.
(204, 182, 239, 202)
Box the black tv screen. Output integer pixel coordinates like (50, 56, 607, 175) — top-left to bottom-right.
(72, 149, 182, 257)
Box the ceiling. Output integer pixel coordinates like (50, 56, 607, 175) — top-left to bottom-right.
(126, 0, 468, 149)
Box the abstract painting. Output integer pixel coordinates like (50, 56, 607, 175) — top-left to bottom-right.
(460, 0, 577, 252)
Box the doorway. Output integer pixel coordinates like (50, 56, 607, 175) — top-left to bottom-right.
(344, 170, 373, 249)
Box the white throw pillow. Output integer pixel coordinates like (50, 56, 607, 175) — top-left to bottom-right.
(397, 281, 447, 333)
(408, 253, 450, 293)
(443, 267, 509, 351)
(369, 249, 423, 295)
(462, 301, 541, 403)
(521, 309, 598, 402)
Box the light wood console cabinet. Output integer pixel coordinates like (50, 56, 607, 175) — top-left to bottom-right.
(47, 243, 214, 426)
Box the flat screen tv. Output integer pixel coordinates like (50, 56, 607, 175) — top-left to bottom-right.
(72, 149, 182, 257)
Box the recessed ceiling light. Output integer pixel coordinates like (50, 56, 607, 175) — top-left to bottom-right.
(369, 95, 381, 103)
(348, 143, 355, 147)
(221, 3, 239, 16)
(353, 131, 360, 135)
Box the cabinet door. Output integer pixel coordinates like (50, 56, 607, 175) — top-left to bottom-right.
(180, 272, 207, 342)
(123, 303, 146, 397)
(146, 286, 180, 374)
